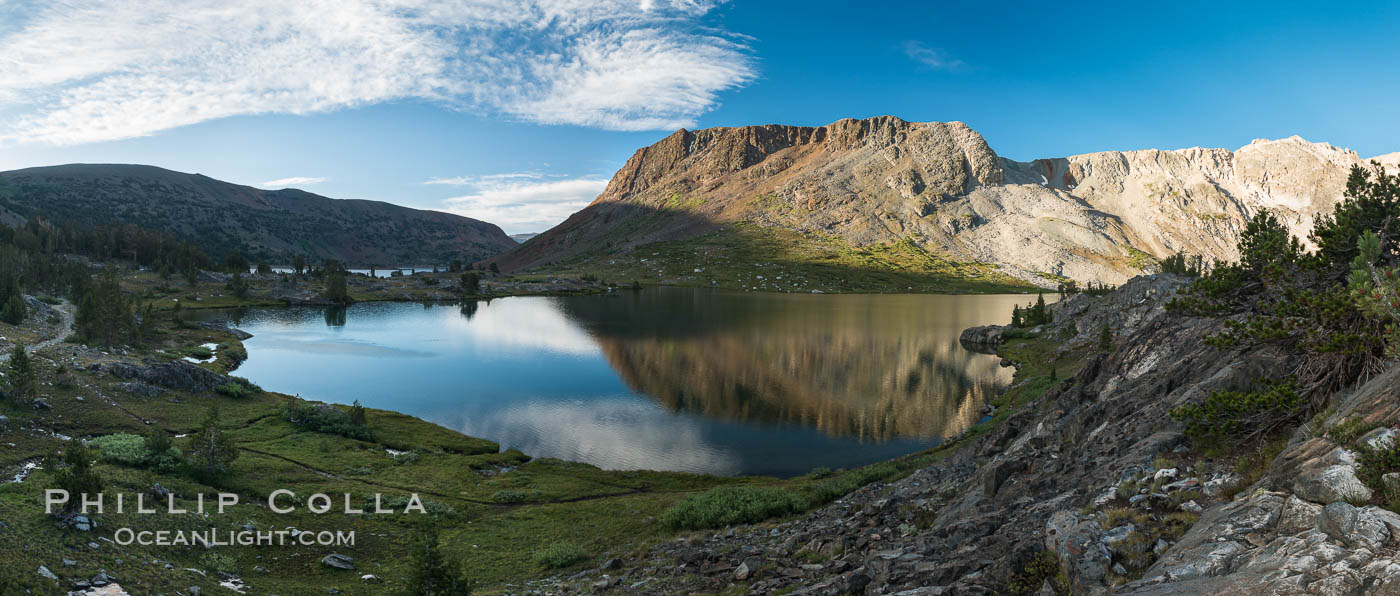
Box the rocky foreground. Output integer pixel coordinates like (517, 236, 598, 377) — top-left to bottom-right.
(532, 275, 1400, 594)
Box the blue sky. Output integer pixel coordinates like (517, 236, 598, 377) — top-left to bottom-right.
(1, 1, 1398, 234)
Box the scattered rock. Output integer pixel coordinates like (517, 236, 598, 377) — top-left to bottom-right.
(115, 382, 163, 397)
(320, 553, 355, 570)
(37, 565, 57, 580)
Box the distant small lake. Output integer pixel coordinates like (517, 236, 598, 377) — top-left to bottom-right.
(194, 289, 1030, 477)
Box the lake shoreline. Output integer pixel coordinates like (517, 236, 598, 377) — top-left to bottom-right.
(0, 265, 1046, 593)
(201, 288, 1027, 477)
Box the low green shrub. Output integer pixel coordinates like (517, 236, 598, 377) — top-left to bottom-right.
(214, 376, 261, 398)
(1356, 436, 1400, 496)
(533, 542, 589, 569)
(1004, 550, 1069, 595)
(1330, 416, 1376, 446)
(803, 462, 899, 507)
(659, 485, 804, 530)
(491, 490, 540, 503)
(89, 432, 185, 473)
(90, 433, 149, 466)
(1001, 328, 1036, 340)
(278, 399, 374, 441)
(201, 552, 236, 574)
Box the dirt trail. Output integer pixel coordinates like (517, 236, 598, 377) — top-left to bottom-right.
(0, 298, 75, 362)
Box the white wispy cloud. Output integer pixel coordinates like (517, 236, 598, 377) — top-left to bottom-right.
(0, 0, 755, 146)
(261, 176, 328, 187)
(438, 174, 609, 233)
(424, 172, 544, 186)
(901, 41, 966, 71)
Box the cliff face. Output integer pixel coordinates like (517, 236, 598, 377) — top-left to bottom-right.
(499, 117, 1393, 286)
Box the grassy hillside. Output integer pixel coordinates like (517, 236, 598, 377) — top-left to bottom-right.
(522, 222, 1035, 294)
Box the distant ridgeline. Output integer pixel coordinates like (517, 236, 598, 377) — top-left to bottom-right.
(0, 164, 517, 266)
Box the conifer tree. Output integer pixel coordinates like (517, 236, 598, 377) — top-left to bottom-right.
(6, 344, 36, 403)
(50, 442, 102, 513)
(226, 272, 249, 298)
(349, 400, 368, 428)
(460, 272, 480, 295)
(322, 261, 352, 305)
(400, 526, 473, 595)
(1099, 324, 1114, 352)
(0, 293, 25, 325)
(191, 406, 239, 482)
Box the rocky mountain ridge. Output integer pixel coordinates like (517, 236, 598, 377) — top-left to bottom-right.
(499, 117, 1394, 286)
(0, 164, 516, 265)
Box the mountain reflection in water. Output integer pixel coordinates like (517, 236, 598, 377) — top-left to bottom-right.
(559, 290, 1013, 443)
(195, 289, 1029, 476)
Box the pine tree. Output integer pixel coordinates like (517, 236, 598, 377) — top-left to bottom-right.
(50, 442, 102, 512)
(349, 400, 368, 428)
(223, 252, 249, 273)
(1011, 305, 1023, 328)
(323, 267, 351, 305)
(0, 272, 23, 325)
(76, 268, 134, 348)
(191, 406, 239, 482)
(1099, 324, 1114, 352)
(460, 272, 480, 295)
(0, 293, 25, 325)
(400, 526, 473, 596)
(6, 344, 37, 403)
(1032, 292, 1049, 325)
(226, 272, 249, 298)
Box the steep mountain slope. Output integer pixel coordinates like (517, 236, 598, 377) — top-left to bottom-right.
(0, 164, 515, 265)
(498, 116, 1393, 285)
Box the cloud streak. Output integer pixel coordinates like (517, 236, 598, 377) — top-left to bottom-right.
(0, 1, 756, 145)
(901, 41, 966, 71)
(261, 176, 328, 187)
(437, 173, 608, 234)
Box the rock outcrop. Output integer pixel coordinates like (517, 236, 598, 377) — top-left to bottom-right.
(105, 361, 230, 393)
(497, 117, 1395, 286)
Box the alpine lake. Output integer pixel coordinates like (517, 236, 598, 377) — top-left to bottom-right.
(192, 288, 1029, 477)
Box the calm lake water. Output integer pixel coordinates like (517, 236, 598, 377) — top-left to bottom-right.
(196, 289, 1031, 477)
